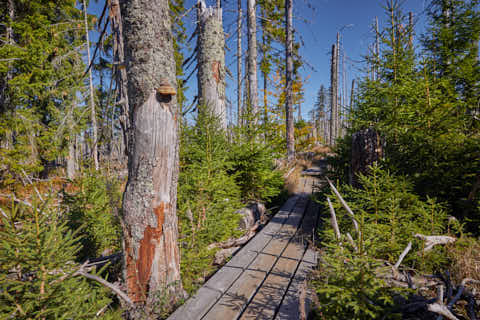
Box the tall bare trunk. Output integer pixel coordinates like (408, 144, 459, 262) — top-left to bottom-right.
(408, 12, 413, 50)
(247, 0, 258, 123)
(82, 0, 98, 170)
(329, 43, 338, 145)
(237, 0, 242, 126)
(110, 0, 130, 160)
(67, 101, 77, 179)
(197, 0, 227, 129)
(349, 78, 355, 127)
(375, 16, 380, 81)
(121, 0, 183, 315)
(285, 0, 295, 161)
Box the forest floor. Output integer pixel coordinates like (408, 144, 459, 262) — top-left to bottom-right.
(168, 160, 325, 320)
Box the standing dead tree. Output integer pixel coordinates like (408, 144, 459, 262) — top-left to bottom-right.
(82, 0, 99, 170)
(285, 0, 295, 161)
(196, 0, 227, 129)
(237, 0, 242, 126)
(109, 0, 130, 159)
(247, 0, 258, 123)
(329, 42, 338, 145)
(120, 0, 183, 316)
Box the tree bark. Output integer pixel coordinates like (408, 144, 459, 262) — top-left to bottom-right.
(350, 128, 384, 186)
(120, 0, 183, 313)
(375, 16, 380, 81)
(110, 0, 130, 160)
(237, 0, 242, 126)
(82, 0, 99, 170)
(285, 0, 295, 161)
(196, 0, 227, 129)
(247, 0, 258, 123)
(329, 43, 338, 145)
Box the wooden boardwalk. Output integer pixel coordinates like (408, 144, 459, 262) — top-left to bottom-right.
(169, 173, 321, 320)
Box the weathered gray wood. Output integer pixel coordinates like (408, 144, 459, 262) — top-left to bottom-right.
(247, 0, 258, 121)
(167, 193, 316, 320)
(168, 287, 221, 320)
(241, 242, 304, 319)
(120, 0, 182, 311)
(196, 1, 227, 128)
(285, 0, 295, 160)
(236, 0, 242, 126)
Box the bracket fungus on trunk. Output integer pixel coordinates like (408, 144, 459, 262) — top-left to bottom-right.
(156, 78, 177, 101)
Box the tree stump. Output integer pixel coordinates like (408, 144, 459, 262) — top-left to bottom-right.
(350, 128, 384, 187)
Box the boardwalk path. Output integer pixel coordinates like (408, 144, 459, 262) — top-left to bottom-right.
(169, 168, 322, 320)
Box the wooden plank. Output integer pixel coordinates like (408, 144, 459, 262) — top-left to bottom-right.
(204, 266, 243, 293)
(274, 259, 316, 320)
(240, 241, 305, 320)
(202, 270, 267, 320)
(203, 197, 307, 320)
(168, 286, 221, 320)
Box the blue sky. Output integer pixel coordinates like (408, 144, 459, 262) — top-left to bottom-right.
(88, 0, 432, 121)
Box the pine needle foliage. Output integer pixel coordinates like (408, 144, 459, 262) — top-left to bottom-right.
(312, 165, 459, 319)
(178, 108, 243, 293)
(0, 199, 113, 319)
(62, 171, 122, 261)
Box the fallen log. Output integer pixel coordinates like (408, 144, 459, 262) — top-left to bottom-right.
(415, 234, 457, 252)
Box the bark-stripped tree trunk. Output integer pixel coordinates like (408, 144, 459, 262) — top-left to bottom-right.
(329, 43, 338, 145)
(408, 11, 414, 51)
(197, 0, 227, 129)
(110, 0, 130, 160)
(247, 0, 258, 123)
(82, 0, 99, 170)
(349, 78, 355, 127)
(67, 100, 77, 179)
(121, 0, 183, 314)
(375, 16, 380, 81)
(237, 0, 242, 126)
(285, 0, 295, 161)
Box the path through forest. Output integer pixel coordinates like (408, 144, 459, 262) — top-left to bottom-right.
(169, 161, 325, 320)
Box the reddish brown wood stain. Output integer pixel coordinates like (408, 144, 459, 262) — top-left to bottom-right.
(126, 202, 167, 302)
(212, 61, 220, 83)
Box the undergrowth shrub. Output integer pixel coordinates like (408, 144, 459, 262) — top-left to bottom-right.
(325, 165, 452, 271)
(62, 171, 122, 261)
(313, 244, 403, 320)
(178, 109, 243, 293)
(312, 165, 462, 319)
(0, 200, 115, 319)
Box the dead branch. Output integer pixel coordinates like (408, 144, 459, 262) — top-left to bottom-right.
(326, 178, 360, 234)
(427, 303, 459, 320)
(346, 233, 358, 252)
(327, 197, 341, 241)
(78, 270, 133, 307)
(414, 234, 456, 252)
(394, 241, 412, 269)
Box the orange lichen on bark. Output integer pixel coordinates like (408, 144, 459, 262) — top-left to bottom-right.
(126, 202, 166, 303)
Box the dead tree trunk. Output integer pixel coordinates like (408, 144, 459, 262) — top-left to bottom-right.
(350, 128, 384, 187)
(285, 0, 295, 161)
(82, 0, 99, 170)
(329, 43, 338, 145)
(237, 0, 242, 126)
(110, 0, 130, 160)
(121, 0, 183, 314)
(67, 100, 77, 179)
(375, 16, 380, 81)
(247, 0, 258, 123)
(408, 12, 414, 50)
(349, 78, 355, 127)
(196, 0, 227, 129)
